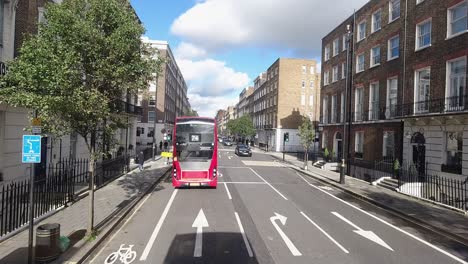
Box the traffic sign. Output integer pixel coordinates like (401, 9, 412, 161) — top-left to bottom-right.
(32, 126, 41, 134)
(22, 135, 41, 163)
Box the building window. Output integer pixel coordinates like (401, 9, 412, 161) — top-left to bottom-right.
(414, 68, 431, 113)
(322, 132, 328, 149)
(331, 95, 337, 123)
(389, 0, 400, 22)
(370, 46, 381, 67)
(342, 34, 347, 51)
(148, 111, 156, 122)
(386, 77, 398, 118)
(372, 9, 382, 33)
(332, 66, 339, 82)
(323, 96, 329, 124)
(388, 35, 400, 60)
(358, 21, 367, 41)
(309, 95, 314, 106)
(446, 57, 467, 110)
(310, 66, 315, 74)
(301, 95, 306, 105)
(340, 92, 345, 122)
(341, 63, 346, 79)
(447, 1, 467, 38)
(324, 71, 330, 85)
(357, 53, 365, 73)
(333, 38, 340, 56)
(355, 88, 364, 121)
(310, 80, 314, 88)
(369, 82, 379, 120)
(325, 45, 331, 61)
(383, 131, 395, 160)
(416, 19, 432, 50)
(355, 132, 364, 158)
(443, 132, 463, 174)
(149, 96, 156, 106)
(302, 65, 307, 74)
(302, 80, 306, 88)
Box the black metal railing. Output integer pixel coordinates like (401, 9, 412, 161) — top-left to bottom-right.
(395, 94, 468, 118)
(110, 99, 143, 116)
(0, 148, 153, 237)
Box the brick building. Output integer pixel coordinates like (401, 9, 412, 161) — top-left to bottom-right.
(253, 58, 321, 152)
(320, 0, 467, 180)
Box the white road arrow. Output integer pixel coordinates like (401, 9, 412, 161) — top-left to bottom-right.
(332, 212, 393, 251)
(270, 213, 302, 256)
(192, 209, 209, 257)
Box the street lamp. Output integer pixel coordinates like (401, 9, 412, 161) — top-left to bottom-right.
(340, 24, 353, 184)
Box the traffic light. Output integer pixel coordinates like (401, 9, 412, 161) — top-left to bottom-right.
(284, 132, 289, 142)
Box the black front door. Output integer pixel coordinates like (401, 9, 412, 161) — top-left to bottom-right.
(412, 145, 426, 177)
(337, 140, 343, 160)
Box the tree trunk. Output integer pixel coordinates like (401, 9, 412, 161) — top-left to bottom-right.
(87, 132, 96, 236)
(304, 146, 309, 170)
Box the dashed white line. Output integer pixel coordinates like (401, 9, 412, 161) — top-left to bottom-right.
(223, 182, 232, 200)
(300, 211, 349, 254)
(140, 189, 178, 261)
(294, 172, 468, 264)
(223, 182, 266, 184)
(235, 212, 254, 258)
(249, 168, 288, 200)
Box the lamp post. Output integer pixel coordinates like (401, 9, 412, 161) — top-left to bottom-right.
(340, 24, 353, 184)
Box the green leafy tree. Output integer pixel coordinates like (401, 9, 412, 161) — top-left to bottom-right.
(226, 118, 238, 136)
(226, 115, 255, 141)
(186, 109, 199, 117)
(0, 0, 158, 236)
(298, 116, 315, 170)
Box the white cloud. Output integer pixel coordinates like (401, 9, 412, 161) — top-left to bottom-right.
(171, 0, 369, 55)
(177, 57, 249, 97)
(174, 42, 208, 60)
(188, 93, 238, 118)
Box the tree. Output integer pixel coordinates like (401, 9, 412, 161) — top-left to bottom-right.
(0, 0, 157, 236)
(298, 116, 315, 170)
(226, 115, 255, 141)
(186, 109, 199, 117)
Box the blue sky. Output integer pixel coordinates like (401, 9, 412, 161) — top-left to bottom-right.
(130, 0, 368, 117)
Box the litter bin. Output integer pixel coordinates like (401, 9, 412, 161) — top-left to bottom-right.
(36, 223, 61, 263)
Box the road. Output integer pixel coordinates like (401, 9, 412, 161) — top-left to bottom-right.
(87, 145, 468, 264)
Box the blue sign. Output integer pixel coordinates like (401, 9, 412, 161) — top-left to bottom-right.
(22, 135, 41, 163)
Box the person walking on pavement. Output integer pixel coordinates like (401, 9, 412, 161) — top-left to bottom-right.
(159, 141, 163, 153)
(138, 151, 145, 171)
(164, 141, 168, 151)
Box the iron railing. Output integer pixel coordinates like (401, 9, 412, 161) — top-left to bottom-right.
(394, 94, 468, 117)
(110, 99, 143, 116)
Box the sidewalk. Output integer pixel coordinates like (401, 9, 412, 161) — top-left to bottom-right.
(266, 150, 468, 246)
(0, 157, 170, 264)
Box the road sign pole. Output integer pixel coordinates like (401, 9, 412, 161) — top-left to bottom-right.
(28, 163, 34, 264)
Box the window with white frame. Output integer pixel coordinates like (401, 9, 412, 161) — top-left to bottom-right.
(322, 132, 328, 149)
(342, 34, 347, 51)
(325, 45, 331, 61)
(333, 38, 340, 56)
(355, 132, 364, 158)
(341, 62, 346, 79)
(388, 35, 400, 60)
(309, 95, 314, 106)
(355, 88, 364, 121)
(415, 68, 431, 113)
(386, 77, 398, 118)
(148, 111, 156, 122)
(357, 53, 365, 72)
(324, 71, 330, 85)
(444, 132, 463, 174)
(340, 92, 345, 122)
(301, 95, 306, 105)
(446, 57, 466, 110)
(332, 66, 339, 82)
(447, 1, 467, 38)
(371, 46, 381, 67)
(310, 80, 314, 88)
(383, 131, 395, 159)
(416, 19, 432, 50)
(331, 95, 337, 123)
(358, 21, 367, 41)
(323, 96, 329, 124)
(310, 66, 315, 74)
(302, 65, 307, 74)
(372, 9, 382, 33)
(389, 0, 400, 22)
(369, 82, 379, 120)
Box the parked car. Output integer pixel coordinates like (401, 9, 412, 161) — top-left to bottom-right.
(235, 144, 252, 157)
(223, 140, 233, 146)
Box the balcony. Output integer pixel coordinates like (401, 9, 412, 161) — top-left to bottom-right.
(395, 95, 468, 118)
(110, 99, 143, 116)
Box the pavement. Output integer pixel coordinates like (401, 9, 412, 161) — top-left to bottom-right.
(84, 145, 468, 264)
(0, 156, 170, 264)
(263, 150, 468, 247)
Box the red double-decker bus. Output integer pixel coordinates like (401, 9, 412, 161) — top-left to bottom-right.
(172, 117, 218, 188)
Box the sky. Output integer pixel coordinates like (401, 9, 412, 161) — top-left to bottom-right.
(130, 0, 369, 117)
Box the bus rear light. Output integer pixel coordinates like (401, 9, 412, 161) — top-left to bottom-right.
(213, 168, 217, 177)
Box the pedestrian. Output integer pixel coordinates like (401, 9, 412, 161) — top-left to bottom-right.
(138, 151, 144, 171)
(164, 141, 168, 151)
(159, 141, 163, 152)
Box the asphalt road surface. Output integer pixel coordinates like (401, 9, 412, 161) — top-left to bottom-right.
(87, 145, 468, 264)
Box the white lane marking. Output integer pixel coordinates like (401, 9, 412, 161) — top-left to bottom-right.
(104, 244, 137, 264)
(223, 182, 266, 184)
(295, 172, 468, 264)
(318, 186, 333, 191)
(270, 213, 302, 256)
(223, 182, 232, 200)
(192, 209, 209, 257)
(89, 180, 161, 263)
(219, 173, 223, 177)
(228, 156, 232, 160)
(140, 189, 178, 261)
(219, 166, 248, 169)
(249, 168, 288, 200)
(332, 212, 393, 251)
(300, 212, 349, 254)
(235, 212, 254, 258)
